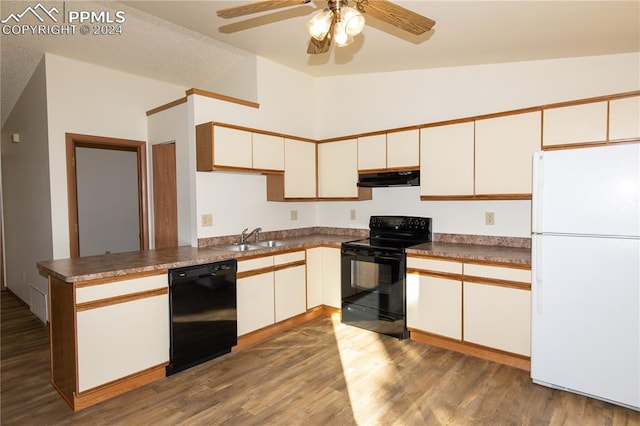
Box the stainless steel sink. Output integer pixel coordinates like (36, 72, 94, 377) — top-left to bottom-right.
(255, 240, 288, 248)
(219, 243, 261, 252)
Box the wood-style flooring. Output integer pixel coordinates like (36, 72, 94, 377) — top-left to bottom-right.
(2, 291, 639, 425)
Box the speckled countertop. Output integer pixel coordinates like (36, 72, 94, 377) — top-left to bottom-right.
(37, 233, 357, 283)
(406, 242, 531, 266)
(37, 229, 532, 283)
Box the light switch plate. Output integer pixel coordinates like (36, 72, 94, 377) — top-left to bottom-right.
(201, 214, 213, 227)
(485, 212, 495, 225)
(290, 210, 298, 221)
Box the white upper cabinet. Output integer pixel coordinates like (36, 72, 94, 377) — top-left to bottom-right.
(252, 133, 285, 171)
(609, 96, 640, 141)
(357, 134, 387, 171)
(475, 111, 541, 195)
(387, 129, 420, 169)
(318, 139, 358, 198)
(543, 102, 608, 147)
(420, 122, 475, 197)
(213, 125, 253, 168)
(284, 138, 316, 198)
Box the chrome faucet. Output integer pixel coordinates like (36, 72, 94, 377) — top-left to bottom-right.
(240, 227, 262, 243)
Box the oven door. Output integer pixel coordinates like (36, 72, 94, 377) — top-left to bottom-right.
(341, 245, 406, 315)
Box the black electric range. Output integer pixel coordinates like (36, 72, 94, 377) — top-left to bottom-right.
(340, 215, 432, 339)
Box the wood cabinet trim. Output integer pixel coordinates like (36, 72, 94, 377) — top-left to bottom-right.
(463, 276, 530, 290)
(274, 260, 306, 272)
(146, 97, 187, 116)
(409, 328, 531, 371)
(75, 288, 168, 312)
(237, 266, 274, 279)
(186, 88, 260, 109)
(421, 194, 532, 201)
(74, 271, 167, 288)
(406, 268, 463, 282)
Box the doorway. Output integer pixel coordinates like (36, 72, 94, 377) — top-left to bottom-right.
(66, 134, 149, 258)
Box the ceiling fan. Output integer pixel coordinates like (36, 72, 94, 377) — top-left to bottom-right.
(216, 0, 436, 54)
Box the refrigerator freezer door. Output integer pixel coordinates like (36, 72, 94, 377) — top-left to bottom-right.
(531, 234, 640, 409)
(532, 144, 640, 237)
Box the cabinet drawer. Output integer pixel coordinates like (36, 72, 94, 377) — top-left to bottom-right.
(464, 263, 530, 283)
(238, 256, 273, 273)
(274, 250, 305, 266)
(407, 257, 462, 274)
(76, 274, 166, 303)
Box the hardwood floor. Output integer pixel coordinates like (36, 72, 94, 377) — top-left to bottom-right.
(2, 291, 639, 425)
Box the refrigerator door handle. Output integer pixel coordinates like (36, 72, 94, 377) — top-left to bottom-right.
(534, 236, 543, 314)
(532, 152, 544, 234)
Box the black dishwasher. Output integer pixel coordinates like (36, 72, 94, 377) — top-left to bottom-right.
(166, 259, 237, 375)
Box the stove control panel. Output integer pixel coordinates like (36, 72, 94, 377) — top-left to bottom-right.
(369, 216, 432, 232)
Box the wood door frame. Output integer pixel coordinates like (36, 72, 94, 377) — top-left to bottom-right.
(66, 133, 149, 258)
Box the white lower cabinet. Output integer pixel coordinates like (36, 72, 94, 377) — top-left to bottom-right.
(237, 251, 307, 336)
(407, 257, 463, 340)
(305, 246, 342, 309)
(407, 256, 531, 357)
(305, 247, 324, 309)
(237, 271, 275, 336)
(275, 265, 307, 322)
(463, 282, 531, 356)
(407, 274, 462, 340)
(76, 294, 169, 392)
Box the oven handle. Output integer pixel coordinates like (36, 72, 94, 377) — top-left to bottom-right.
(341, 249, 403, 261)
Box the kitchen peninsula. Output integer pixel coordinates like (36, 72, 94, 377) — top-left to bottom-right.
(38, 229, 530, 411)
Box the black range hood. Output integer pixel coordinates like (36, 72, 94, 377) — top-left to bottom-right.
(357, 170, 420, 187)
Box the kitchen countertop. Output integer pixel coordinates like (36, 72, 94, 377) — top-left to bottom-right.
(407, 242, 531, 266)
(37, 234, 356, 283)
(38, 232, 532, 283)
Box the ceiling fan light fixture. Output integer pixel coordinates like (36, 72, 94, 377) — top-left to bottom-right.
(340, 6, 364, 36)
(307, 9, 333, 41)
(333, 17, 354, 47)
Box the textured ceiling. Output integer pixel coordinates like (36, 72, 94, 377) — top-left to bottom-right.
(2, 1, 639, 127)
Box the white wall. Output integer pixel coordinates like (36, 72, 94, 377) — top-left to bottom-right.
(44, 53, 188, 259)
(1, 58, 53, 303)
(314, 53, 640, 238)
(147, 102, 194, 247)
(192, 57, 319, 241)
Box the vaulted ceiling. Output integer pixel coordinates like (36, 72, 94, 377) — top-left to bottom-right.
(2, 1, 639, 126)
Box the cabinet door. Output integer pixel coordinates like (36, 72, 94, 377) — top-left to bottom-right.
(253, 133, 284, 171)
(358, 134, 387, 171)
(407, 274, 462, 339)
(213, 125, 253, 168)
(543, 102, 608, 147)
(305, 248, 324, 309)
(322, 247, 342, 309)
(420, 122, 474, 197)
(609, 96, 640, 141)
(463, 282, 531, 356)
(387, 129, 419, 169)
(475, 111, 541, 195)
(275, 265, 307, 322)
(284, 138, 316, 198)
(237, 272, 274, 336)
(76, 294, 169, 392)
(318, 139, 358, 198)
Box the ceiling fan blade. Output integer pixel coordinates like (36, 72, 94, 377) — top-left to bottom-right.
(358, 0, 435, 34)
(307, 35, 332, 54)
(217, 0, 310, 19)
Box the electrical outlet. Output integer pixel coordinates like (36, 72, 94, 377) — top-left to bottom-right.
(290, 210, 298, 221)
(201, 214, 213, 227)
(350, 209, 357, 220)
(485, 212, 495, 226)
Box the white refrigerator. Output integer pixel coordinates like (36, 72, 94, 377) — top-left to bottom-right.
(531, 143, 640, 411)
